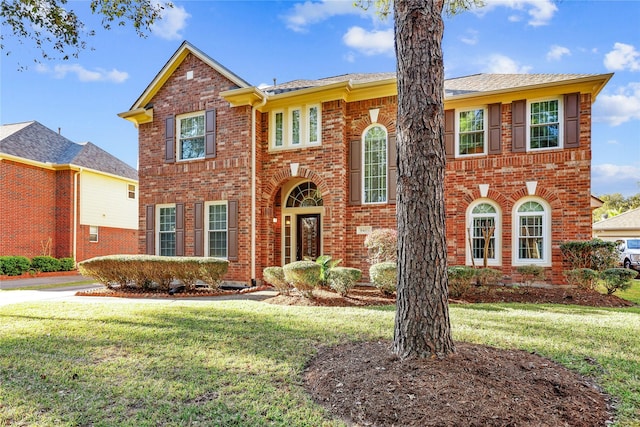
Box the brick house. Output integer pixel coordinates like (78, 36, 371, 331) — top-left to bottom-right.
(0, 121, 139, 262)
(119, 41, 611, 285)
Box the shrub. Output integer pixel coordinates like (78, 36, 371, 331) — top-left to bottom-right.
(283, 261, 321, 298)
(560, 239, 618, 271)
(78, 255, 229, 290)
(327, 267, 362, 296)
(59, 257, 76, 271)
(0, 256, 31, 276)
(447, 266, 476, 298)
(474, 268, 502, 286)
(364, 229, 397, 264)
(263, 266, 292, 295)
(314, 255, 341, 286)
(600, 268, 637, 295)
(516, 265, 545, 286)
(31, 256, 62, 273)
(563, 268, 599, 290)
(369, 262, 397, 295)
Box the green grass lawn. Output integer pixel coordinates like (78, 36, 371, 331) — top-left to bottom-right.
(613, 278, 640, 304)
(0, 298, 638, 426)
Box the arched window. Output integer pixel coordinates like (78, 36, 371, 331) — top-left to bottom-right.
(513, 198, 551, 266)
(286, 181, 323, 208)
(363, 125, 387, 204)
(467, 201, 501, 266)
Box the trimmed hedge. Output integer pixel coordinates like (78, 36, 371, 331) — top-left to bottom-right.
(447, 266, 475, 298)
(563, 268, 599, 290)
(0, 256, 31, 276)
(263, 266, 292, 295)
(369, 262, 397, 295)
(327, 267, 362, 296)
(78, 255, 229, 291)
(31, 256, 62, 273)
(283, 261, 321, 298)
(560, 239, 618, 271)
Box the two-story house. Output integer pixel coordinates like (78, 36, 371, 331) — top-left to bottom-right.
(0, 121, 139, 262)
(119, 41, 611, 286)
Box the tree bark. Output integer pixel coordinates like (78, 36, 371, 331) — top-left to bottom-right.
(393, 0, 455, 359)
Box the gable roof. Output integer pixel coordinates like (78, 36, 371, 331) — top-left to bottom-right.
(0, 121, 138, 181)
(593, 207, 640, 232)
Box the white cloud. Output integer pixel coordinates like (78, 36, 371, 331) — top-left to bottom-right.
(592, 164, 640, 196)
(284, 0, 369, 32)
(594, 82, 640, 126)
(37, 64, 129, 83)
(151, 3, 190, 40)
(342, 26, 394, 56)
(459, 29, 479, 46)
(480, 0, 558, 26)
(546, 45, 570, 61)
(480, 54, 532, 73)
(604, 43, 640, 72)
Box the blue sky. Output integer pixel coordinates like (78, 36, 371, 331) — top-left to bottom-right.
(2, 0, 639, 196)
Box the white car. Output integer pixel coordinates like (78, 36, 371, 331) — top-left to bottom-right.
(616, 238, 640, 272)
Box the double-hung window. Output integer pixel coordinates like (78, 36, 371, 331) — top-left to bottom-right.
(363, 125, 387, 204)
(177, 112, 205, 160)
(89, 226, 99, 243)
(528, 98, 561, 150)
(158, 205, 176, 256)
(207, 202, 228, 258)
(270, 105, 321, 149)
(457, 107, 486, 156)
(469, 202, 499, 266)
(513, 199, 550, 266)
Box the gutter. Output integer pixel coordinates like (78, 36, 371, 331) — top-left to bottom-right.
(73, 168, 83, 264)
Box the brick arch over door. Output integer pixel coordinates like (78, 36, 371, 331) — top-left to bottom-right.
(263, 166, 331, 206)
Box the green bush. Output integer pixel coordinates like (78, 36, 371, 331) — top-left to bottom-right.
(283, 261, 321, 298)
(78, 255, 229, 291)
(599, 268, 637, 295)
(516, 264, 545, 286)
(364, 229, 397, 264)
(447, 266, 476, 298)
(563, 268, 599, 290)
(560, 239, 618, 271)
(369, 261, 397, 295)
(474, 268, 502, 286)
(31, 256, 62, 273)
(0, 256, 31, 276)
(327, 267, 362, 296)
(263, 266, 291, 295)
(59, 257, 76, 271)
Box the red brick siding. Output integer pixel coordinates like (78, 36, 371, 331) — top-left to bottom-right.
(77, 225, 138, 261)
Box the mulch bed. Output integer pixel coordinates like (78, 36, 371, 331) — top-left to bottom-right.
(75, 285, 272, 299)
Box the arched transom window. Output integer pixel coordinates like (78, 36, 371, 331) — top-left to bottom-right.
(286, 182, 323, 208)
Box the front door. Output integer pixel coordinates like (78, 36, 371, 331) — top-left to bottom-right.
(296, 214, 320, 261)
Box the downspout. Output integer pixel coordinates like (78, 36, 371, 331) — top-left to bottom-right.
(251, 95, 268, 284)
(73, 168, 82, 263)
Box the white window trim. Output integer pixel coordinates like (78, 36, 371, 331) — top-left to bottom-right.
(465, 199, 501, 267)
(455, 106, 488, 158)
(512, 197, 552, 267)
(269, 104, 322, 150)
(176, 110, 206, 161)
(526, 97, 563, 152)
(156, 203, 176, 256)
(362, 124, 388, 205)
(89, 226, 99, 243)
(205, 201, 228, 259)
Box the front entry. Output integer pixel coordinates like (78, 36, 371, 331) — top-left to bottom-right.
(297, 214, 320, 261)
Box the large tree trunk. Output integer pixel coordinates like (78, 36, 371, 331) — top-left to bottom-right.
(393, 0, 455, 359)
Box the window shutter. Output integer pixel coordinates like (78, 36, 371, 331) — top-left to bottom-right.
(165, 115, 175, 163)
(564, 93, 580, 148)
(388, 134, 397, 204)
(349, 139, 362, 205)
(205, 109, 217, 158)
(488, 103, 502, 154)
(444, 109, 455, 159)
(511, 100, 526, 153)
(145, 204, 155, 255)
(175, 203, 185, 256)
(227, 200, 239, 261)
(194, 201, 204, 257)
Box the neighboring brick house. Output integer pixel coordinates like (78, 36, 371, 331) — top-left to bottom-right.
(119, 41, 611, 285)
(0, 121, 139, 262)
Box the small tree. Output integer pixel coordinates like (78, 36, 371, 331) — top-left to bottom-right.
(600, 268, 636, 295)
(364, 228, 398, 264)
(563, 268, 599, 290)
(560, 239, 618, 271)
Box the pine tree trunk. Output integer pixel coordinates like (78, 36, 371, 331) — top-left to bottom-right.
(392, 0, 455, 359)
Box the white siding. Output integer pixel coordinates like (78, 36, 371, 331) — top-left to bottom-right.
(79, 171, 138, 229)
